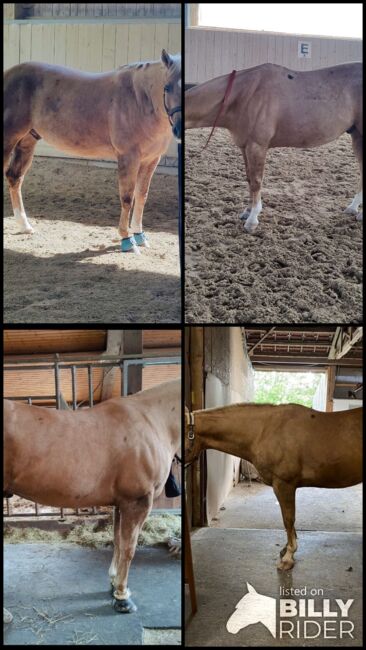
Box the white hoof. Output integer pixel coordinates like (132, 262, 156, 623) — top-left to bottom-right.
(4, 608, 13, 623)
(356, 212, 363, 222)
(19, 225, 34, 234)
(244, 220, 259, 233)
(344, 206, 358, 215)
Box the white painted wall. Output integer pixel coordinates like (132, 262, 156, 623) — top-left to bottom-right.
(205, 328, 254, 523)
(333, 399, 363, 411)
(312, 372, 328, 412)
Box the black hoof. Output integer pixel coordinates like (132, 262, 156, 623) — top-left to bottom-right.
(113, 597, 137, 613)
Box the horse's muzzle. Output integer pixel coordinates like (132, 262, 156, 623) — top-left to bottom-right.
(173, 118, 181, 141)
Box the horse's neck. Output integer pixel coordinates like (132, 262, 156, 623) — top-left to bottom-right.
(141, 383, 181, 453)
(195, 404, 272, 461)
(185, 75, 231, 128)
(141, 63, 167, 120)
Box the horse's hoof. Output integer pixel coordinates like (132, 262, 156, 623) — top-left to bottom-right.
(120, 236, 141, 254)
(244, 221, 258, 233)
(18, 226, 34, 234)
(344, 206, 358, 215)
(133, 231, 150, 248)
(3, 608, 13, 623)
(113, 597, 137, 613)
(277, 558, 294, 571)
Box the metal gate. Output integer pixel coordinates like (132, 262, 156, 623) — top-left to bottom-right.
(4, 355, 181, 519)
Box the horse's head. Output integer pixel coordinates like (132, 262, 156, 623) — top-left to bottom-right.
(184, 406, 202, 465)
(161, 49, 181, 141)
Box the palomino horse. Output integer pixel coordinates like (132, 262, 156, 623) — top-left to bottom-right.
(185, 62, 362, 232)
(4, 379, 181, 621)
(185, 402, 362, 570)
(4, 49, 181, 253)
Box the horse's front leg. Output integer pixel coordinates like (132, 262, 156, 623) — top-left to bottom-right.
(117, 152, 140, 253)
(130, 156, 161, 249)
(112, 493, 153, 613)
(272, 479, 297, 571)
(239, 143, 266, 233)
(345, 129, 363, 221)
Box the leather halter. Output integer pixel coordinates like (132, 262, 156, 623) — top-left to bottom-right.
(188, 411, 195, 441)
(183, 412, 196, 469)
(163, 84, 181, 125)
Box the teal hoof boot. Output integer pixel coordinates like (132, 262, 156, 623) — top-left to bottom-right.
(121, 236, 140, 254)
(134, 231, 150, 248)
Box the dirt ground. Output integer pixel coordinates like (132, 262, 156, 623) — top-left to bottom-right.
(4, 159, 180, 323)
(185, 130, 362, 323)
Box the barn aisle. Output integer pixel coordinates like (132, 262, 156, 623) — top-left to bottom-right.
(4, 544, 181, 645)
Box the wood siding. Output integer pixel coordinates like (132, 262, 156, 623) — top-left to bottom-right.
(12, 3, 181, 19)
(186, 26, 362, 84)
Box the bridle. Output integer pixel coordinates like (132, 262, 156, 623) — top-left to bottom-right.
(163, 83, 181, 126)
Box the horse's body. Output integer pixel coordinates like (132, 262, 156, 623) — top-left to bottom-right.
(4, 50, 181, 251)
(185, 62, 362, 231)
(185, 402, 362, 570)
(4, 379, 181, 617)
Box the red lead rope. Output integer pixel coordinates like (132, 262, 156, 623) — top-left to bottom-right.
(200, 69, 236, 151)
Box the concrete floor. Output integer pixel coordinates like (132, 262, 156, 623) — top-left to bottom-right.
(211, 482, 362, 532)
(185, 482, 362, 647)
(4, 543, 181, 645)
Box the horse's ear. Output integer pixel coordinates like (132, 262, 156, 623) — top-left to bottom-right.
(246, 582, 256, 594)
(161, 49, 172, 68)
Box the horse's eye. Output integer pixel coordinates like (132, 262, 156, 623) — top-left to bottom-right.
(164, 84, 172, 93)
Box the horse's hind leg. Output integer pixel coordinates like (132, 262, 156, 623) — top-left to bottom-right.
(272, 480, 297, 571)
(130, 156, 161, 248)
(239, 142, 267, 233)
(344, 129, 363, 221)
(109, 506, 121, 592)
(5, 132, 37, 234)
(112, 492, 153, 613)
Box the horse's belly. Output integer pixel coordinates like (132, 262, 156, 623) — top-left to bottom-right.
(37, 131, 116, 160)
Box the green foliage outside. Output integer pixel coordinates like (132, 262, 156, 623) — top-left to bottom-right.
(254, 371, 322, 407)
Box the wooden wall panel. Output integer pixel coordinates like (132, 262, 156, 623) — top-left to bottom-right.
(186, 27, 362, 84)
(4, 329, 107, 355)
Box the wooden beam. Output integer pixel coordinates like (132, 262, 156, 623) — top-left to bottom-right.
(190, 327, 205, 528)
(250, 355, 362, 367)
(328, 326, 363, 360)
(326, 366, 336, 412)
(100, 330, 124, 401)
(335, 327, 363, 360)
(248, 326, 276, 356)
(122, 331, 143, 396)
(328, 326, 343, 359)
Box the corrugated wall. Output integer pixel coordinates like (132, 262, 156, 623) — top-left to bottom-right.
(4, 16, 181, 166)
(186, 26, 362, 84)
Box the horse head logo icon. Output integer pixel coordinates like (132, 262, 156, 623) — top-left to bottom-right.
(226, 583, 276, 637)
